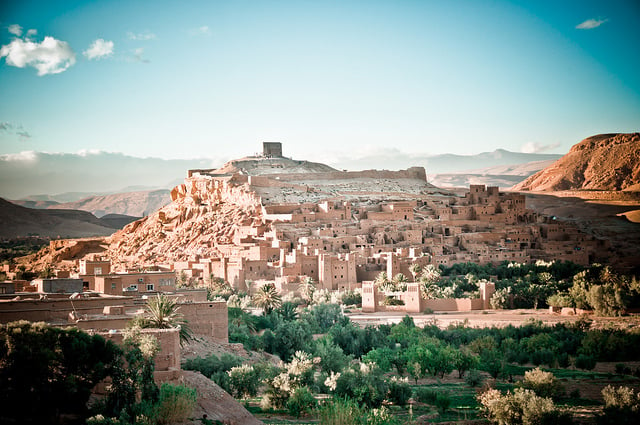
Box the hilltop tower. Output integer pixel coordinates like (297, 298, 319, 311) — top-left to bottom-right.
(263, 142, 282, 158)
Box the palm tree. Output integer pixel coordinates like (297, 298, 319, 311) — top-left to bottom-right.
(136, 294, 193, 346)
(252, 283, 282, 315)
(409, 263, 422, 282)
(299, 277, 316, 303)
(392, 273, 409, 292)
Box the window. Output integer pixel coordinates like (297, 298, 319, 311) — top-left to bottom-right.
(147, 284, 154, 291)
(111, 283, 116, 290)
(94, 267, 102, 275)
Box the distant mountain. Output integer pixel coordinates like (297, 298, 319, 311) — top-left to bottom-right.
(0, 197, 134, 238)
(12, 189, 171, 218)
(429, 159, 558, 189)
(0, 151, 222, 199)
(513, 133, 640, 192)
(327, 149, 562, 174)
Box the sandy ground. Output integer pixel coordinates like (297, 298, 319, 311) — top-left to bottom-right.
(346, 308, 640, 330)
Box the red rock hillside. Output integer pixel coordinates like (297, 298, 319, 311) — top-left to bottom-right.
(512, 133, 640, 192)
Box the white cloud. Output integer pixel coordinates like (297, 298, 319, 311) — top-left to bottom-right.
(8, 24, 22, 36)
(127, 31, 156, 41)
(26, 29, 37, 38)
(189, 25, 211, 36)
(130, 47, 149, 63)
(520, 142, 560, 154)
(83, 39, 114, 60)
(576, 18, 608, 30)
(0, 35, 76, 75)
(0, 151, 38, 162)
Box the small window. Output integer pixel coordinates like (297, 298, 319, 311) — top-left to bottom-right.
(147, 284, 154, 291)
(111, 283, 116, 290)
(94, 267, 102, 275)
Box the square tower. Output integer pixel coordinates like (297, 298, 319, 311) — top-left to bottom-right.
(263, 142, 282, 157)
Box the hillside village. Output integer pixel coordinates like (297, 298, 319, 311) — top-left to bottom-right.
(1, 142, 612, 320)
(1, 141, 639, 425)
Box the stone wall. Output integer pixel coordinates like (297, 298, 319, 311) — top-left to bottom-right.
(180, 301, 228, 343)
(0, 295, 135, 324)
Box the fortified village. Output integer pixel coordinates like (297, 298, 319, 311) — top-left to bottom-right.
(2, 142, 608, 316)
(0, 141, 623, 421)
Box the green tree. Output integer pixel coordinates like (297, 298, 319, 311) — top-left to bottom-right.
(252, 283, 282, 315)
(0, 321, 121, 424)
(227, 364, 261, 399)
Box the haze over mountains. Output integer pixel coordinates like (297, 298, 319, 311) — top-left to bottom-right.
(1, 148, 561, 200)
(0, 198, 136, 238)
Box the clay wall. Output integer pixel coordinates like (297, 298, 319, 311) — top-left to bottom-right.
(256, 167, 427, 183)
(180, 301, 228, 343)
(362, 281, 494, 313)
(79, 260, 111, 275)
(97, 328, 181, 374)
(0, 296, 134, 324)
(34, 278, 83, 294)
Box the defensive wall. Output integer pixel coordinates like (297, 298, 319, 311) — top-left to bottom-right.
(361, 281, 495, 313)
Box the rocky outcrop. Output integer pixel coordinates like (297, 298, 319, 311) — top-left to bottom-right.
(513, 133, 640, 192)
(107, 176, 264, 267)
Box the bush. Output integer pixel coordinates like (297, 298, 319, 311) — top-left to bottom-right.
(598, 385, 640, 425)
(387, 379, 412, 406)
(317, 398, 364, 425)
(435, 392, 451, 413)
(615, 363, 632, 375)
(153, 383, 197, 425)
(414, 387, 438, 404)
(227, 364, 260, 399)
(382, 296, 404, 306)
(342, 290, 362, 306)
(465, 369, 484, 387)
(478, 387, 573, 425)
(575, 354, 596, 370)
(286, 387, 317, 418)
(519, 368, 564, 399)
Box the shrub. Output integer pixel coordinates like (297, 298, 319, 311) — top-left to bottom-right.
(382, 296, 404, 306)
(547, 293, 572, 308)
(435, 392, 451, 413)
(414, 387, 438, 404)
(153, 383, 197, 425)
(342, 290, 362, 306)
(227, 364, 260, 399)
(286, 387, 317, 418)
(478, 387, 573, 425)
(598, 385, 640, 425)
(615, 363, 632, 375)
(575, 354, 596, 370)
(387, 379, 412, 406)
(317, 398, 364, 425)
(519, 368, 564, 399)
(465, 369, 484, 387)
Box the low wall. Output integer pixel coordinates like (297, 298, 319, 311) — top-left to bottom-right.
(362, 281, 493, 313)
(0, 296, 135, 324)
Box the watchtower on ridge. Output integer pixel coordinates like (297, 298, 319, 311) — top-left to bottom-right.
(263, 142, 282, 158)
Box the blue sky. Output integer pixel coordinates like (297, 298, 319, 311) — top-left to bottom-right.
(1, 0, 639, 161)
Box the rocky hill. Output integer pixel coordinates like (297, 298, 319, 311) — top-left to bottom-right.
(513, 133, 640, 192)
(107, 175, 263, 267)
(0, 198, 128, 238)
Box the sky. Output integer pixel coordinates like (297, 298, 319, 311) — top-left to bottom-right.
(1, 0, 639, 161)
